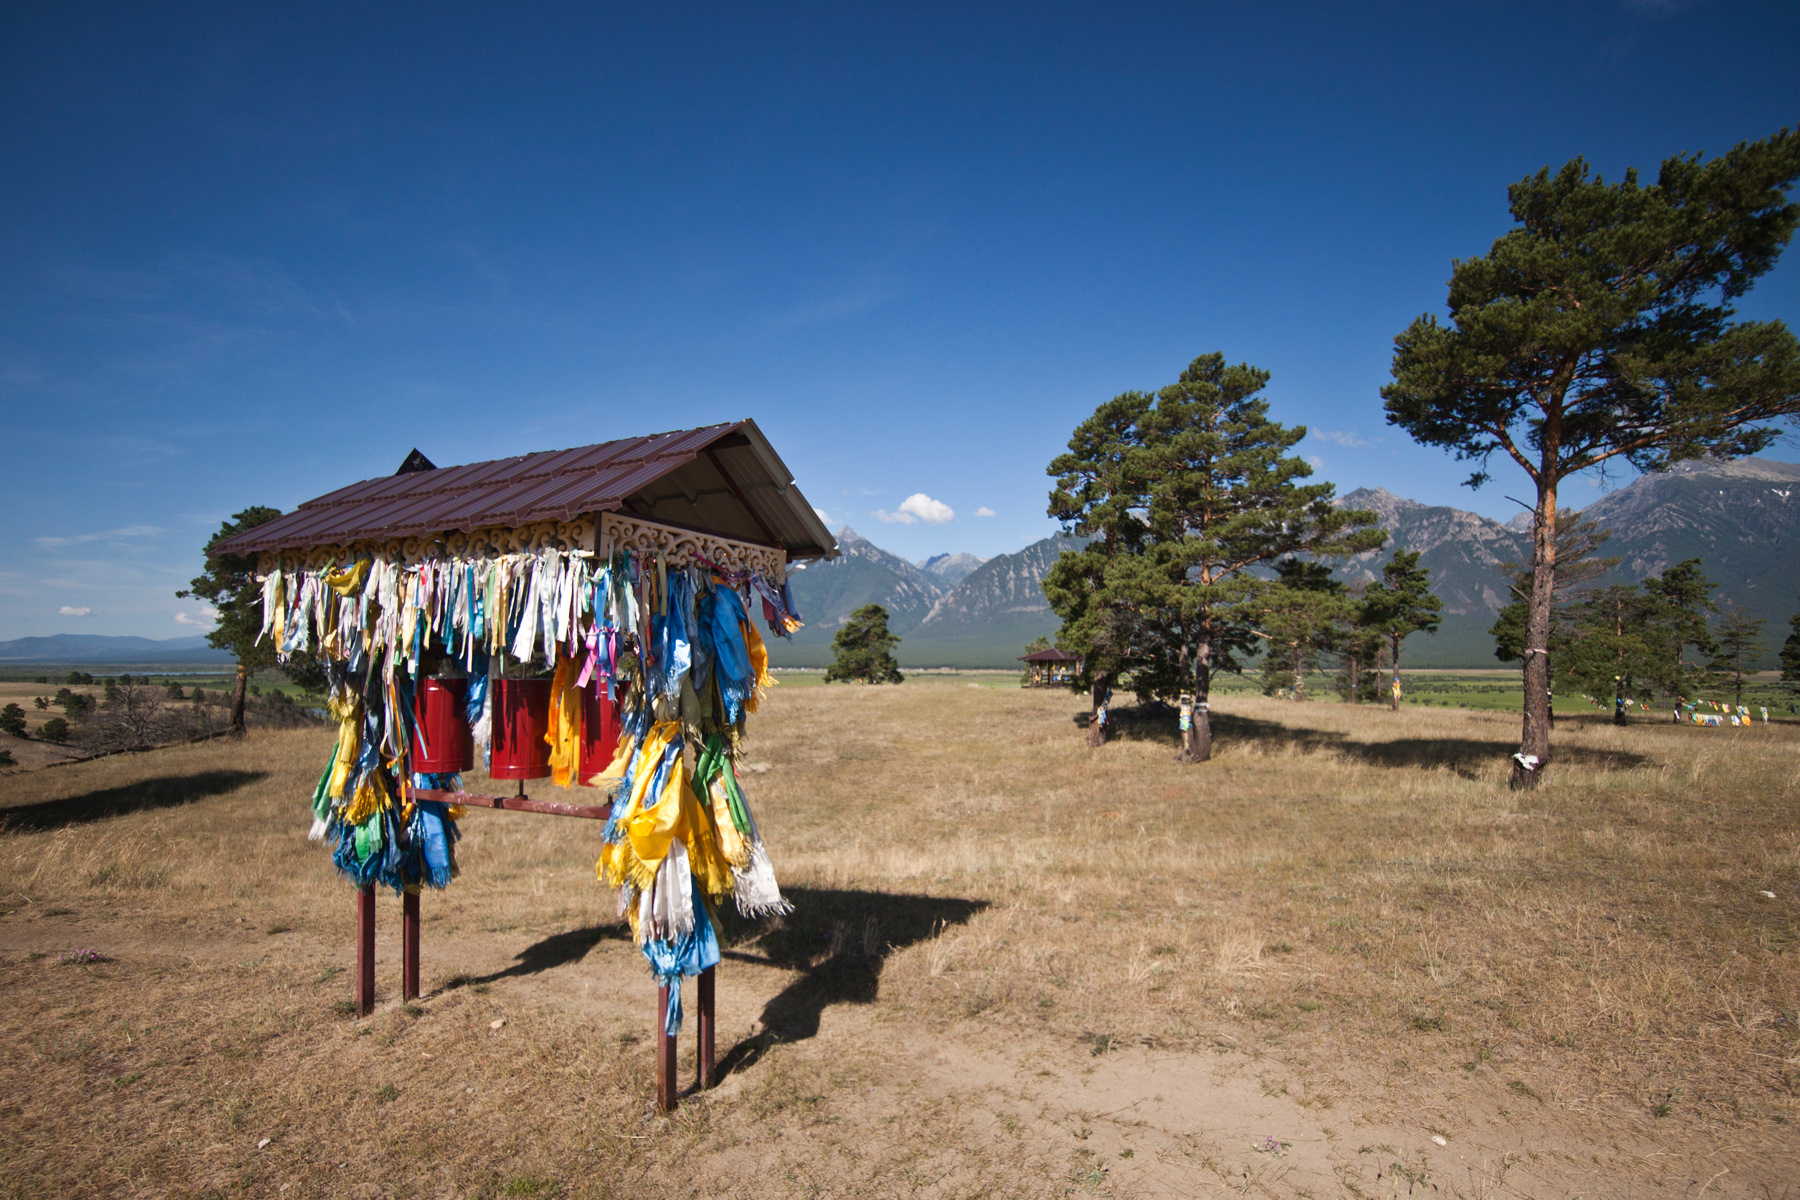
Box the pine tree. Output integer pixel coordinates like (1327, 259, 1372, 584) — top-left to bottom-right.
(824, 604, 904, 684)
(1384, 130, 1800, 785)
(179, 506, 284, 735)
(1361, 550, 1443, 711)
(1559, 584, 1658, 723)
(1254, 560, 1346, 701)
(1049, 353, 1384, 762)
(1709, 605, 1767, 706)
(1781, 596, 1800, 690)
(1639, 559, 1718, 701)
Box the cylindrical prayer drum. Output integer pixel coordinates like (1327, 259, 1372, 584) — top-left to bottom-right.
(411, 677, 474, 773)
(578, 684, 621, 786)
(489, 679, 553, 780)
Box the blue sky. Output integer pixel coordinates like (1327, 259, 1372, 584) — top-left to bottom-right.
(3, 1, 1797, 640)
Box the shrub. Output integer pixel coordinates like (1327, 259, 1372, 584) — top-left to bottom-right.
(38, 717, 70, 744)
(0, 748, 14, 767)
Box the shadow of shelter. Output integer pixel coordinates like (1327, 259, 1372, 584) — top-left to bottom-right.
(714, 886, 988, 1079)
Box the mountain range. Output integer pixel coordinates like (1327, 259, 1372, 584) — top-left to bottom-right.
(0, 634, 234, 666)
(8, 458, 1792, 672)
(769, 456, 1800, 669)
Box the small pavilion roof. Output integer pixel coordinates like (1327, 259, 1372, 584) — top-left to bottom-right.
(212, 419, 837, 560)
(1020, 648, 1081, 663)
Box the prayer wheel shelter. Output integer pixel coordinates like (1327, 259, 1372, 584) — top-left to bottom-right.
(212, 419, 835, 1111)
(1020, 647, 1081, 687)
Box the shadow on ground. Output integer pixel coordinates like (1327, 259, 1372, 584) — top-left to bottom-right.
(444, 923, 634, 989)
(1076, 704, 1650, 776)
(0, 769, 270, 832)
(714, 886, 989, 1079)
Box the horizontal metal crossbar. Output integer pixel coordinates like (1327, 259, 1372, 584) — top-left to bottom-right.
(411, 788, 613, 821)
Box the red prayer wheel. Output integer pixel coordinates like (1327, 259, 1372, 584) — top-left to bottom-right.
(579, 684, 622, 786)
(411, 677, 474, 773)
(490, 679, 553, 780)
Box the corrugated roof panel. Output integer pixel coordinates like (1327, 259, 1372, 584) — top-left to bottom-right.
(211, 421, 836, 559)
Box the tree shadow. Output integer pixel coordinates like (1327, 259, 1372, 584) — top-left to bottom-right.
(1076, 703, 1649, 777)
(445, 923, 633, 989)
(713, 886, 988, 1080)
(0, 769, 269, 833)
(1338, 735, 1648, 776)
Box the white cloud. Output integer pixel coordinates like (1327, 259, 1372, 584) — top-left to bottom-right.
(1312, 430, 1375, 448)
(34, 524, 166, 549)
(874, 493, 956, 525)
(973, 506, 996, 518)
(1307, 455, 1326, 470)
(812, 506, 833, 525)
(58, 605, 91, 617)
(174, 606, 218, 626)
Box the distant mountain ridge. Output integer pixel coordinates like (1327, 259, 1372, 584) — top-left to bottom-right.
(917, 552, 985, 586)
(772, 456, 1800, 670)
(0, 634, 234, 664)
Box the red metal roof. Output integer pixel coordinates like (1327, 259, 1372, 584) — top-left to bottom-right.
(212, 420, 838, 560)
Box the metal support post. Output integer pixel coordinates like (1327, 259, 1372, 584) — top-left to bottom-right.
(355, 885, 376, 1016)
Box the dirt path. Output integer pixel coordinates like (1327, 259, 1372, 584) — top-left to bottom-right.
(9, 898, 1774, 1199)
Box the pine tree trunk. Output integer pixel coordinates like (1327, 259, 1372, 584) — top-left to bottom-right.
(229, 662, 249, 738)
(1513, 486, 1558, 789)
(1388, 632, 1401, 712)
(1087, 672, 1111, 748)
(1178, 633, 1213, 763)
(1347, 648, 1360, 704)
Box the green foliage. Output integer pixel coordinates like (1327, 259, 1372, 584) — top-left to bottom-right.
(1385, 129, 1800, 771)
(33, 696, 47, 710)
(0, 703, 26, 737)
(1782, 598, 1800, 686)
(825, 604, 904, 684)
(0, 748, 13, 767)
(1254, 559, 1348, 699)
(64, 671, 92, 685)
(1557, 584, 1659, 715)
(1709, 605, 1768, 705)
(1640, 559, 1718, 696)
(177, 506, 284, 673)
(1364, 550, 1442, 650)
(1045, 352, 1385, 725)
(165, 681, 185, 700)
(1384, 132, 1800, 490)
(38, 717, 70, 744)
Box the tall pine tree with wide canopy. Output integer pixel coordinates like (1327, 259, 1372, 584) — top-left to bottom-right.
(1049, 353, 1384, 762)
(1384, 129, 1800, 786)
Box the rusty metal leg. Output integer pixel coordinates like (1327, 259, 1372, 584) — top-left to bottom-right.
(402, 889, 420, 1001)
(697, 966, 715, 1090)
(656, 983, 678, 1112)
(355, 885, 376, 1017)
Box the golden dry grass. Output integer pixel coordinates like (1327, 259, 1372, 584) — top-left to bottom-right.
(2, 681, 1797, 1197)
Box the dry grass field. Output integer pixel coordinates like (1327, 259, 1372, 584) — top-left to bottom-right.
(2, 679, 1797, 1198)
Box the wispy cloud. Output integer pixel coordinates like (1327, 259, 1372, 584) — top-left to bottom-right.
(174, 606, 217, 626)
(34, 524, 166, 549)
(874, 493, 955, 525)
(973, 506, 996, 518)
(812, 506, 834, 525)
(1307, 454, 1326, 471)
(1312, 430, 1375, 448)
(58, 605, 91, 617)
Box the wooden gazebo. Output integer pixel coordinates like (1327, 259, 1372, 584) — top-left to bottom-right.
(213, 420, 836, 1111)
(1019, 647, 1081, 687)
